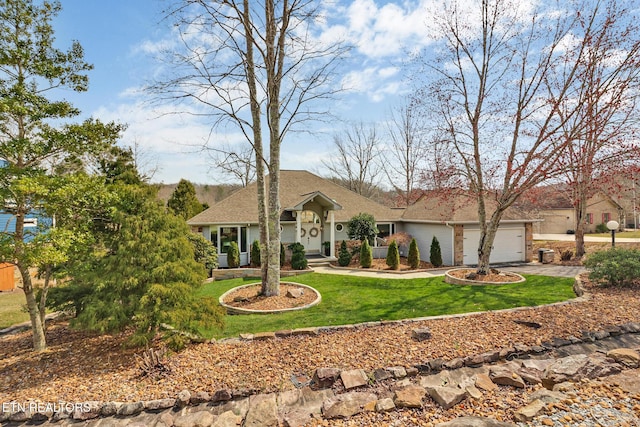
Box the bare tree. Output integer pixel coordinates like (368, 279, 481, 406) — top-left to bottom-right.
(322, 121, 383, 198)
(556, 1, 640, 257)
(383, 99, 428, 206)
(154, 0, 346, 295)
(208, 143, 256, 187)
(417, 0, 630, 274)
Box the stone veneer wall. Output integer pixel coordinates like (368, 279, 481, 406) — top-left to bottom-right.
(525, 222, 533, 262)
(453, 225, 464, 266)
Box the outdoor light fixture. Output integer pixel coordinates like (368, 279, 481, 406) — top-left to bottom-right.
(606, 220, 620, 247)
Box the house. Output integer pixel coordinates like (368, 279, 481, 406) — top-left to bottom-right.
(524, 189, 624, 234)
(187, 170, 536, 267)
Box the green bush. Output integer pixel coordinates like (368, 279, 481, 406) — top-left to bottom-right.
(408, 238, 420, 269)
(430, 236, 443, 267)
(227, 241, 240, 268)
(288, 242, 308, 270)
(560, 249, 573, 261)
(360, 239, 373, 268)
(338, 240, 352, 267)
(595, 223, 609, 233)
(347, 213, 378, 245)
(250, 240, 261, 267)
(584, 248, 640, 286)
(187, 233, 218, 272)
(386, 240, 400, 270)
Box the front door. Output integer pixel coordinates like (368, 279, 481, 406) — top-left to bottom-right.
(300, 210, 322, 253)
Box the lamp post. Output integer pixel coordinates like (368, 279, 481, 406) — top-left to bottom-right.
(606, 220, 620, 247)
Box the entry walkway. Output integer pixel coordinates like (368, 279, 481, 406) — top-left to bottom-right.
(312, 263, 585, 279)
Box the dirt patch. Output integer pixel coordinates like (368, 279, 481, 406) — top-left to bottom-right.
(222, 283, 318, 311)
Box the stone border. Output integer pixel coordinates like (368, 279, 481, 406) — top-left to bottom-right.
(218, 282, 322, 315)
(444, 268, 526, 285)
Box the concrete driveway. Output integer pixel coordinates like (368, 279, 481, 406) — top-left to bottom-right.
(534, 233, 640, 243)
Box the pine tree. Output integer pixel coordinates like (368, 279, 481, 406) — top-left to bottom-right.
(167, 179, 205, 220)
(386, 240, 400, 270)
(430, 236, 443, 267)
(227, 241, 240, 268)
(338, 240, 352, 267)
(0, 0, 123, 351)
(408, 238, 420, 269)
(52, 184, 224, 349)
(360, 239, 373, 268)
(250, 240, 261, 267)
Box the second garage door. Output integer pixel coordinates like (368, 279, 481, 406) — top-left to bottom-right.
(463, 228, 525, 265)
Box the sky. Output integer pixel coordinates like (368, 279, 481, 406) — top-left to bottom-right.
(50, 0, 438, 184)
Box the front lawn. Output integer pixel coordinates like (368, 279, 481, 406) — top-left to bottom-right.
(0, 290, 27, 329)
(199, 273, 575, 339)
(586, 230, 640, 238)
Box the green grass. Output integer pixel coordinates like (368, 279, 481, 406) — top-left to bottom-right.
(0, 291, 28, 329)
(199, 273, 576, 339)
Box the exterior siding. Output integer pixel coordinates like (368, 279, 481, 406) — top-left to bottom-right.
(398, 223, 454, 266)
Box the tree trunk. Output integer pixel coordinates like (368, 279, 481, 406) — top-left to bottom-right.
(20, 265, 46, 351)
(574, 188, 588, 258)
(476, 223, 499, 275)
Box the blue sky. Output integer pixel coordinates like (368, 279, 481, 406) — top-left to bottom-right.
(51, 0, 436, 184)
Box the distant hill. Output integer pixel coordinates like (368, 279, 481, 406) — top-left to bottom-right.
(155, 182, 243, 207)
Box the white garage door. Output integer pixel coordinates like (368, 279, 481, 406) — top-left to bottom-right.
(463, 228, 525, 265)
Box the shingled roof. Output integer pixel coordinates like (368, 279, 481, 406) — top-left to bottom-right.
(401, 191, 536, 223)
(187, 170, 403, 225)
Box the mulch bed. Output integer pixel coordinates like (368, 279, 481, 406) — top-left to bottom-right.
(222, 283, 317, 311)
(2, 276, 640, 407)
(447, 268, 523, 283)
(333, 257, 435, 270)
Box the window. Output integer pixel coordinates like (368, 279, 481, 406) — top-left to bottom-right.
(376, 223, 394, 239)
(586, 213, 593, 224)
(23, 218, 37, 227)
(240, 226, 247, 252)
(219, 227, 238, 253)
(602, 213, 611, 223)
(218, 226, 247, 253)
(335, 223, 344, 232)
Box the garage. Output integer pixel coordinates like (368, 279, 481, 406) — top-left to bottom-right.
(463, 228, 526, 265)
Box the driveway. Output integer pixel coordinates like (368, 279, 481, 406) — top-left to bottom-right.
(534, 233, 640, 243)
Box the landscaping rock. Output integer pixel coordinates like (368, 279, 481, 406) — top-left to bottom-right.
(322, 391, 377, 419)
(475, 373, 498, 391)
(100, 402, 122, 416)
(436, 416, 516, 426)
(312, 367, 341, 390)
(173, 411, 215, 427)
(245, 393, 278, 427)
(393, 385, 426, 408)
(529, 389, 566, 403)
(489, 366, 525, 388)
(412, 327, 432, 341)
(212, 388, 233, 402)
(277, 386, 334, 427)
(190, 391, 211, 404)
(286, 288, 304, 298)
(177, 389, 191, 407)
(145, 398, 176, 411)
(387, 366, 407, 378)
(117, 401, 144, 416)
(213, 410, 243, 427)
(72, 401, 101, 421)
(376, 398, 396, 412)
(607, 348, 640, 368)
(426, 386, 467, 410)
(340, 369, 369, 389)
(373, 367, 393, 381)
(514, 399, 545, 422)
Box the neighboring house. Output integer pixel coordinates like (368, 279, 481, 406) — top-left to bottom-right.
(187, 170, 536, 267)
(526, 190, 624, 234)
